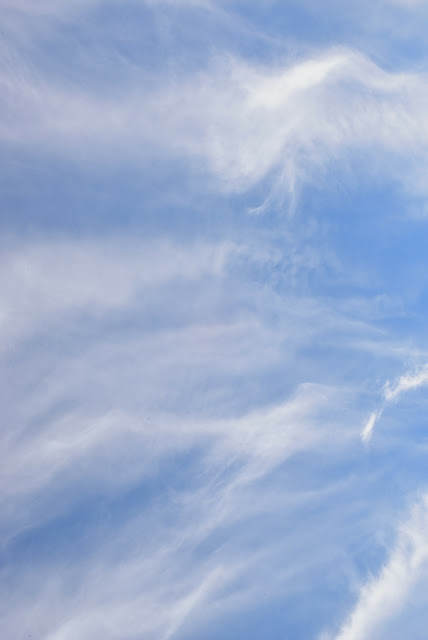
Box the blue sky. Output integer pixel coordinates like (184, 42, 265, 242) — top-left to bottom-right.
(2, 1, 428, 639)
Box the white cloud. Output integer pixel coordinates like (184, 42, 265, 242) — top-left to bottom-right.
(384, 365, 428, 401)
(361, 364, 428, 442)
(0, 229, 372, 640)
(0, 372, 342, 531)
(0, 238, 230, 346)
(361, 409, 383, 443)
(0, 364, 352, 639)
(2, 42, 428, 200)
(332, 492, 428, 640)
(0, 232, 370, 540)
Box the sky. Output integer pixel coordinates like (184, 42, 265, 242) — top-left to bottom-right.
(2, 1, 428, 639)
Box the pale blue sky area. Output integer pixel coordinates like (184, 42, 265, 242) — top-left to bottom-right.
(2, 2, 428, 639)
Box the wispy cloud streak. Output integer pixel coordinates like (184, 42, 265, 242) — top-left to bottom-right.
(361, 364, 428, 442)
(2, 36, 428, 200)
(333, 493, 428, 640)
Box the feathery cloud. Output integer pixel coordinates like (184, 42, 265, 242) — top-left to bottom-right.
(333, 493, 428, 640)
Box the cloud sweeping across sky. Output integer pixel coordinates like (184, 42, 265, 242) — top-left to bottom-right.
(3, 1, 428, 639)
(3, 42, 428, 201)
